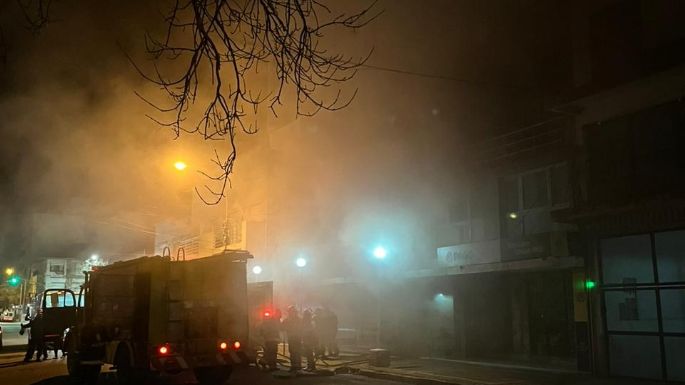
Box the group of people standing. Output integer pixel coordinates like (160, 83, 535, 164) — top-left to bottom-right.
(20, 312, 61, 362)
(259, 306, 339, 372)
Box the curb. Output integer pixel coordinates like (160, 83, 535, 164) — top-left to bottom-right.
(355, 367, 506, 385)
(421, 357, 580, 375)
(0, 344, 28, 354)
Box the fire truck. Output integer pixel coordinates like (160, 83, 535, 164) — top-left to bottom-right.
(64, 250, 251, 384)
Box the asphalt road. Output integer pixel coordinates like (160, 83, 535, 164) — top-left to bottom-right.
(1, 322, 28, 346)
(0, 352, 409, 385)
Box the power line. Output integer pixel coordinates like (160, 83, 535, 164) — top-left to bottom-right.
(360, 63, 535, 91)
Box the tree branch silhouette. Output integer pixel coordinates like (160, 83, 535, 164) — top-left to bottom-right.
(134, 0, 378, 204)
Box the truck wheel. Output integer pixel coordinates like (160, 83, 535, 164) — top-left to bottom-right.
(195, 367, 232, 385)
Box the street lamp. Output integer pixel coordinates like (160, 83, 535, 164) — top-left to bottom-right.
(4, 267, 14, 276)
(252, 265, 263, 275)
(369, 244, 390, 347)
(372, 246, 388, 259)
(174, 161, 188, 171)
(90, 254, 99, 262)
(295, 257, 307, 268)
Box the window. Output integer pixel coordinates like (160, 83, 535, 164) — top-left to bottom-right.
(604, 290, 658, 332)
(600, 231, 685, 381)
(499, 176, 519, 215)
(655, 230, 685, 283)
(499, 163, 570, 239)
(601, 234, 654, 284)
(609, 335, 663, 380)
(227, 218, 242, 245)
(585, 100, 685, 204)
(44, 290, 75, 308)
(660, 289, 685, 333)
(500, 163, 570, 216)
(214, 218, 242, 248)
(445, 179, 499, 245)
(665, 337, 685, 381)
(49, 263, 65, 275)
(449, 196, 471, 244)
(176, 237, 199, 259)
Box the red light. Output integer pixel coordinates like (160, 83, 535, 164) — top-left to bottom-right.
(219, 342, 228, 350)
(264, 311, 271, 317)
(233, 341, 241, 350)
(158, 345, 170, 355)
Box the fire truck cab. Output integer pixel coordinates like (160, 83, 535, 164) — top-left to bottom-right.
(65, 250, 251, 384)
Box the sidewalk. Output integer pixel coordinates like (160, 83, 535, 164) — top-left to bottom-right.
(317, 350, 669, 385)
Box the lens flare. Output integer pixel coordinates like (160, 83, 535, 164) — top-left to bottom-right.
(373, 246, 387, 259)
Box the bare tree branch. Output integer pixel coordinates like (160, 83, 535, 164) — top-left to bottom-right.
(15, 0, 54, 32)
(135, 0, 378, 204)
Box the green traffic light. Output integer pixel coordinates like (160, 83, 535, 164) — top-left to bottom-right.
(585, 280, 596, 290)
(7, 275, 21, 287)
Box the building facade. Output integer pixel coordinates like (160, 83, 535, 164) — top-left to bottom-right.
(27, 258, 89, 301)
(557, 68, 685, 382)
(353, 2, 685, 377)
(149, 3, 685, 381)
(552, 1, 685, 381)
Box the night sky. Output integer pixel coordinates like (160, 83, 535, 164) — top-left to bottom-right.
(0, 0, 571, 265)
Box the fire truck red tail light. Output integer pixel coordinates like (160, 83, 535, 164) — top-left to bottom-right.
(158, 344, 170, 355)
(219, 341, 228, 351)
(233, 341, 241, 350)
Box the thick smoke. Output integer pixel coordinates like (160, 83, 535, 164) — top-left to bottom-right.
(0, 0, 556, 280)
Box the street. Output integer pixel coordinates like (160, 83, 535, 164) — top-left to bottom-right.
(1, 322, 28, 347)
(0, 352, 409, 385)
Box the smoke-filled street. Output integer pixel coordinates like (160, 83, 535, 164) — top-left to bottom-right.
(0, 353, 404, 385)
(2, 0, 685, 384)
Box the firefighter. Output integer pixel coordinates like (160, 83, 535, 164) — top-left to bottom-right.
(314, 307, 339, 358)
(21, 313, 46, 362)
(325, 308, 339, 358)
(313, 308, 326, 358)
(301, 309, 318, 371)
(281, 306, 302, 371)
(259, 308, 281, 371)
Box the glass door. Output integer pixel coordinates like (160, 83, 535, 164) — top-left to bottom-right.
(600, 230, 685, 381)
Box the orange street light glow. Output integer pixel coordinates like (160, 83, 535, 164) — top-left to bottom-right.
(174, 161, 187, 171)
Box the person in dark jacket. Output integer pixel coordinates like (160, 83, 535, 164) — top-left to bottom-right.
(21, 313, 46, 362)
(313, 308, 326, 358)
(259, 309, 281, 371)
(281, 306, 302, 371)
(314, 307, 339, 358)
(325, 308, 339, 358)
(301, 309, 318, 371)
